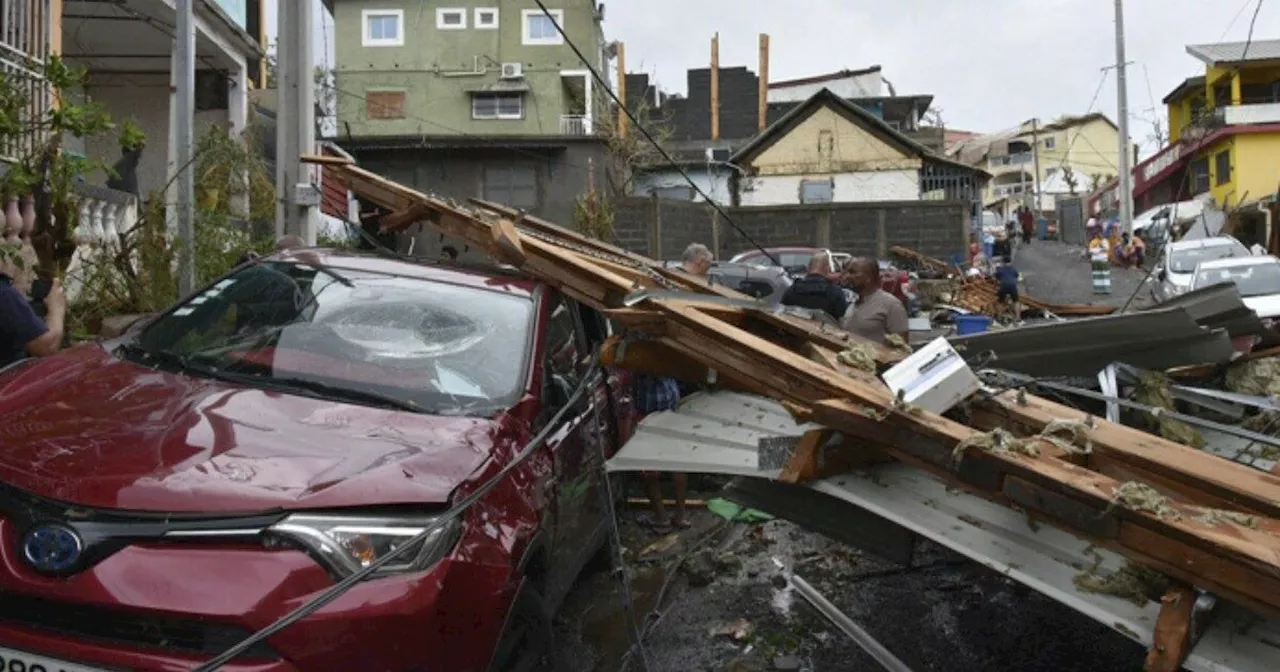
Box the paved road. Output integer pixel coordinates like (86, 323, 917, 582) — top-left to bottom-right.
(1013, 239, 1155, 310)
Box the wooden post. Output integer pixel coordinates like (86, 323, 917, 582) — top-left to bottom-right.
(616, 42, 628, 140)
(710, 33, 720, 141)
(758, 34, 770, 131)
(50, 0, 62, 55)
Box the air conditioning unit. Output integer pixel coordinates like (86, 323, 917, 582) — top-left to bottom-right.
(707, 148, 731, 162)
(500, 63, 524, 80)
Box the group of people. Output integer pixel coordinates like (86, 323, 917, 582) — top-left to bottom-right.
(632, 243, 910, 530)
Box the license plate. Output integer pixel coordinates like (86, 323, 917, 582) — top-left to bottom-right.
(0, 646, 107, 672)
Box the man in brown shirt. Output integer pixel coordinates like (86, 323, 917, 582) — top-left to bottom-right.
(840, 257, 909, 344)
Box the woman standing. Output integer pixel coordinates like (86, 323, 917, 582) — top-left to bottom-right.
(1087, 227, 1112, 294)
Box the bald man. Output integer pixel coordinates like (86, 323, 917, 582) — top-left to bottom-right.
(780, 251, 848, 321)
(840, 257, 909, 345)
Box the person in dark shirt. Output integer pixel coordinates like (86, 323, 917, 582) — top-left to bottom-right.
(993, 261, 1021, 319)
(0, 273, 65, 367)
(780, 252, 849, 321)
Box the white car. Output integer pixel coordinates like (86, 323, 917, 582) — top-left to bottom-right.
(1188, 255, 1280, 320)
(1154, 236, 1251, 301)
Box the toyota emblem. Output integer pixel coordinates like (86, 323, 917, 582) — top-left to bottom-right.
(22, 524, 83, 574)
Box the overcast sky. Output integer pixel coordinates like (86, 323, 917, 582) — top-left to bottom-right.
(606, 0, 1278, 157)
(273, 0, 1278, 159)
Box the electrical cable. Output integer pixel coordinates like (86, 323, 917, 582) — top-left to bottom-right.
(193, 342, 605, 671)
(529, 0, 781, 267)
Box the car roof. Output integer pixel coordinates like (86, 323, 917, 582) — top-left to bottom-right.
(1167, 236, 1245, 252)
(1193, 255, 1277, 271)
(270, 248, 540, 298)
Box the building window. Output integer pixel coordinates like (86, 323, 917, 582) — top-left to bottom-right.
(472, 93, 523, 119)
(800, 179, 834, 204)
(1215, 150, 1231, 186)
(475, 7, 499, 29)
(522, 9, 564, 45)
(365, 91, 406, 120)
(484, 166, 538, 208)
(1044, 136, 1056, 149)
(652, 186, 695, 201)
(1189, 157, 1210, 195)
(362, 10, 403, 47)
(436, 8, 466, 29)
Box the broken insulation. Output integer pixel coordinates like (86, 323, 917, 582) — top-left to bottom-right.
(1110, 482, 1180, 520)
(884, 333, 913, 356)
(1037, 417, 1096, 456)
(1225, 356, 1280, 398)
(836, 342, 879, 373)
(1073, 556, 1170, 607)
(951, 428, 1039, 467)
(1193, 507, 1259, 529)
(1132, 371, 1205, 449)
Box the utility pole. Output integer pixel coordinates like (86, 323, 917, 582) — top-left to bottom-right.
(1113, 0, 1134, 235)
(174, 0, 196, 295)
(275, 0, 319, 244)
(1031, 118, 1042, 212)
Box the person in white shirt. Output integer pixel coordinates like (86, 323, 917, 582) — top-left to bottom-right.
(1087, 228, 1112, 294)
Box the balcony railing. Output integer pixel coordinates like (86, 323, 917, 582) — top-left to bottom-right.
(0, 0, 53, 162)
(1217, 101, 1280, 126)
(988, 152, 1033, 169)
(560, 115, 593, 136)
(64, 185, 141, 302)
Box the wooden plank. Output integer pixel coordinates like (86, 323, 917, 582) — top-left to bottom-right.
(379, 202, 433, 231)
(1144, 585, 1197, 672)
(779, 429, 830, 484)
(981, 389, 1280, 518)
(490, 218, 527, 266)
(301, 153, 354, 166)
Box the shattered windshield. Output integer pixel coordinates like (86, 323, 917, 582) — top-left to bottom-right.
(1169, 242, 1249, 273)
(129, 262, 533, 416)
(1193, 262, 1280, 298)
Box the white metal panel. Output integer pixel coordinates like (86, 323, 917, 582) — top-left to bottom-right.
(608, 391, 1280, 672)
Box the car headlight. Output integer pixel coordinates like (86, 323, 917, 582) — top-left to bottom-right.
(267, 514, 462, 578)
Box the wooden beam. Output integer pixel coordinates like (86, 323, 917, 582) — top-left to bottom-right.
(710, 33, 720, 141)
(301, 154, 354, 166)
(490, 218, 527, 266)
(758, 34, 770, 132)
(1144, 585, 1197, 672)
(779, 428, 831, 484)
(616, 42, 628, 140)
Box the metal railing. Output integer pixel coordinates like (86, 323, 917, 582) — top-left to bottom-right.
(0, 0, 52, 163)
(560, 114, 593, 136)
(987, 152, 1033, 169)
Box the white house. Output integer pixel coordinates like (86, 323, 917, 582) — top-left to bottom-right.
(766, 67, 885, 103)
(728, 88, 987, 206)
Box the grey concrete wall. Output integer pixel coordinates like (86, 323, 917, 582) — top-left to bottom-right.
(614, 196, 969, 262)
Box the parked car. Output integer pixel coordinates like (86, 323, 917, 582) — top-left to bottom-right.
(1153, 236, 1252, 301)
(0, 250, 635, 672)
(728, 247, 918, 314)
(707, 262, 793, 304)
(1189, 255, 1280, 321)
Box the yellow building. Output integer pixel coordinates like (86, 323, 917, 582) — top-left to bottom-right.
(1160, 40, 1280, 213)
(947, 114, 1121, 217)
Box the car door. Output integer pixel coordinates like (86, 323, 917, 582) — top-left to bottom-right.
(538, 291, 597, 599)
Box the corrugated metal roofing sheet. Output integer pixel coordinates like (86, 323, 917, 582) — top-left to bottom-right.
(606, 391, 1280, 672)
(1188, 40, 1280, 64)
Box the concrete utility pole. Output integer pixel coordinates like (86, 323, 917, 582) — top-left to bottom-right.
(1031, 118, 1042, 212)
(275, 0, 319, 244)
(173, 0, 196, 295)
(1113, 0, 1134, 235)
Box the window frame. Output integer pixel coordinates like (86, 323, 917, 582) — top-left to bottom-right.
(471, 92, 524, 120)
(1043, 136, 1056, 149)
(365, 90, 407, 120)
(483, 165, 538, 209)
(522, 8, 564, 45)
(361, 9, 404, 47)
(799, 178, 834, 204)
(436, 8, 467, 30)
(474, 7, 499, 29)
(1214, 149, 1231, 186)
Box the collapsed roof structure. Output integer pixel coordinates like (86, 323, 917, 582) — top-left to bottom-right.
(308, 155, 1280, 672)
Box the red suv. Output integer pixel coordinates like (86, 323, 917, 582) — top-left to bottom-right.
(0, 250, 634, 671)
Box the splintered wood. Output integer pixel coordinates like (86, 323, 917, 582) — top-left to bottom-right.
(309, 156, 1280, 620)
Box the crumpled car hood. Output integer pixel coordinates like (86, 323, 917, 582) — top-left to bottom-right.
(0, 345, 512, 513)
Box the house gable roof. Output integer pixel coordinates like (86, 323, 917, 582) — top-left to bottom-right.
(730, 88, 922, 166)
(730, 88, 987, 177)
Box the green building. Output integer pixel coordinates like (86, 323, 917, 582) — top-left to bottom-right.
(332, 0, 612, 227)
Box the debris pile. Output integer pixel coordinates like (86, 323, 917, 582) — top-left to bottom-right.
(313, 156, 1280, 640)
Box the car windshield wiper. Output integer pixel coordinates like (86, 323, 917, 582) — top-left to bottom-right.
(260, 376, 425, 413)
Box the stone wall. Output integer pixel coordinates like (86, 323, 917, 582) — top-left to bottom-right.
(613, 196, 969, 262)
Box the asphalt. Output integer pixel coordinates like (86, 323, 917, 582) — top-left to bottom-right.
(549, 240, 1155, 672)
